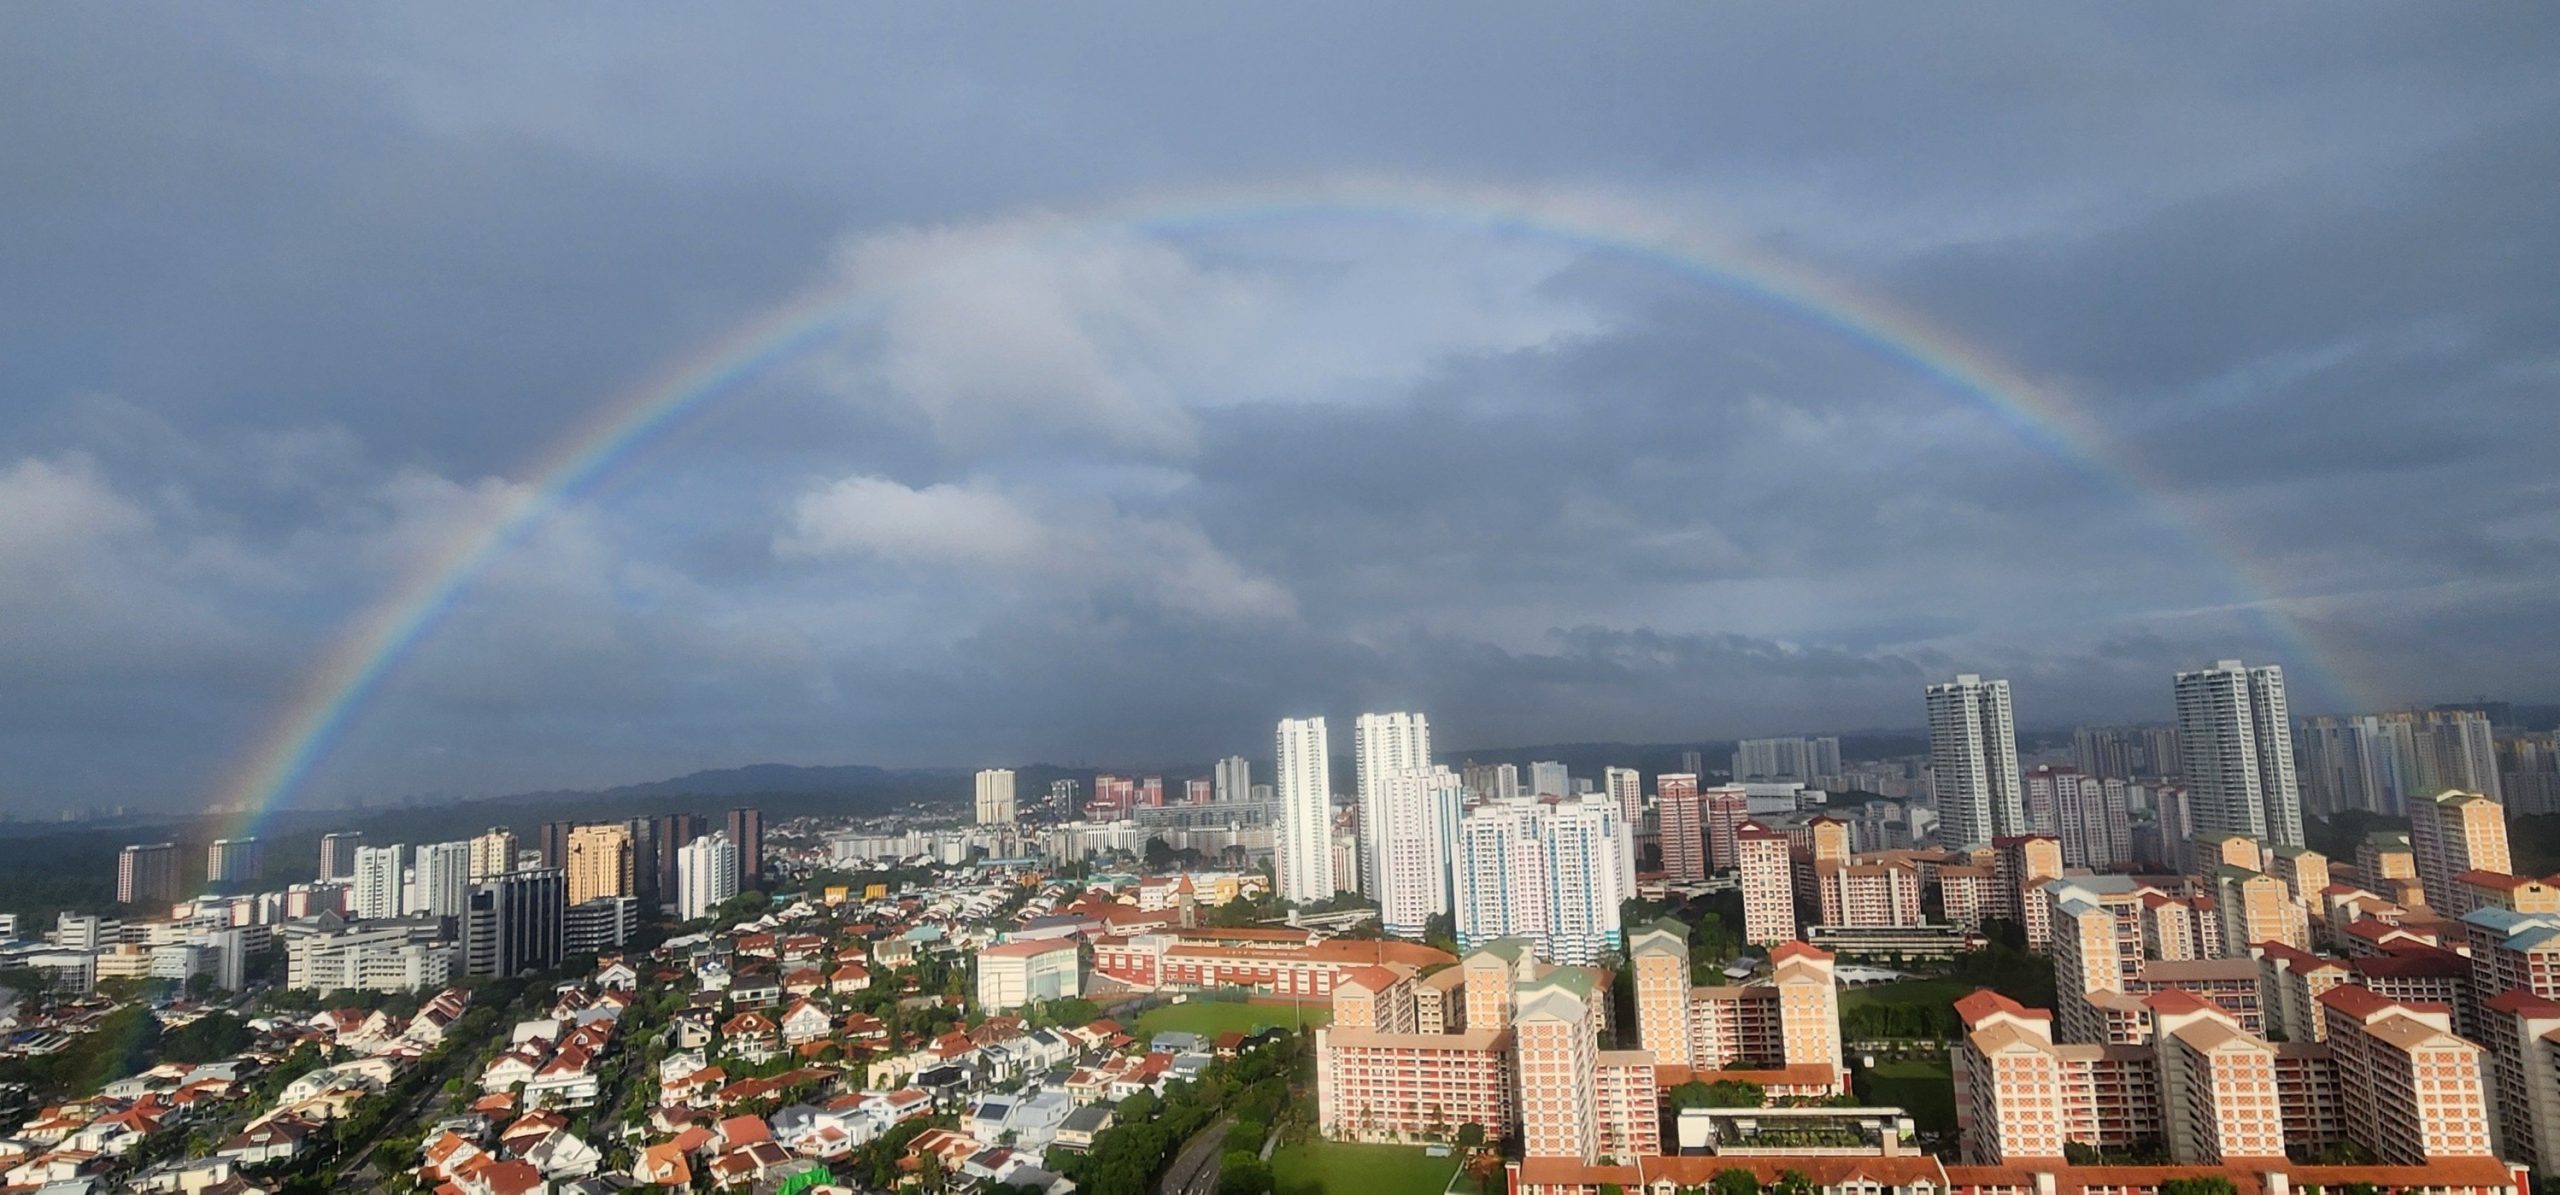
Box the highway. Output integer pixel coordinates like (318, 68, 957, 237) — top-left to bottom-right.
(1158, 1116, 1233, 1195)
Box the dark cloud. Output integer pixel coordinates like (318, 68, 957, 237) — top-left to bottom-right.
(0, 5, 2554, 813)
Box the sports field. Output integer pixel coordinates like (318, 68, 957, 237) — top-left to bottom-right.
(1856, 1058, 1957, 1134)
(1271, 1139, 1461, 1195)
(1133, 1000, 1331, 1037)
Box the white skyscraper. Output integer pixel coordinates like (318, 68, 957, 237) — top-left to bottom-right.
(677, 831, 741, 921)
(1528, 760, 1570, 798)
(2175, 659, 2304, 848)
(1215, 755, 1252, 804)
(414, 841, 473, 920)
(1925, 674, 2025, 849)
(1275, 716, 1335, 904)
(350, 844, 406, 920)
(975, 768, 1017, 826)
(1452, 793, 1630, 965)
(1353, 712, 1433, 897)
(1372, 765, 1464, 937)
(1603, 766, 1642, 824)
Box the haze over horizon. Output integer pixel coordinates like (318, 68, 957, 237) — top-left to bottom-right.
(4, 7, 2556, 816)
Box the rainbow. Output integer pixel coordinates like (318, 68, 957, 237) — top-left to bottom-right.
(207, 177, 2354, 830)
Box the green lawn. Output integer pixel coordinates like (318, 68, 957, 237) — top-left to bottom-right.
(1855, 1058, 1957, 1135)
(1271, 1139, 1460, 1195)
(1835, 978, 1978, 1013)
(1132, 1000, 1332, 1038)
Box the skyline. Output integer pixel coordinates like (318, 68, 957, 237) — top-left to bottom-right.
(5, 7, 2558, 814)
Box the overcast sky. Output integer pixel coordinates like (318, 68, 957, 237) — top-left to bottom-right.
(4, 6, 2556, 813)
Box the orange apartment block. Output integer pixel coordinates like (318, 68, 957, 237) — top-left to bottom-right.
(2317, 984, 2495, 1164)
(1736, 823, 1796, 946)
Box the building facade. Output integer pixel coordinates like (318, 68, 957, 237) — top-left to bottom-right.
(2174, 659, 2304, 849)
(1275, 716, 1336, 903)
(1926, 674, 2025, 849)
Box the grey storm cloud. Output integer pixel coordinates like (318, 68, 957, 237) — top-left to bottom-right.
(1, 4, 2556, 813)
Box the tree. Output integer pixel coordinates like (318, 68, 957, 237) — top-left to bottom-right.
(1040, 997, 1101, 1027)
(1669, 1079, 1766, 1109)
(161, 1012, 252, 1063)
(1772, 1170, 1816, 1195)
(2158, 1179, 2239, 1195)
(1710, 1168, 1762, 1195)
(1218, 1152, 1272, 1195)
(1456, 1121, 1485, 1150)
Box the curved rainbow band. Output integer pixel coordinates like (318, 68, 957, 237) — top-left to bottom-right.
(208, 177, 2348, 833)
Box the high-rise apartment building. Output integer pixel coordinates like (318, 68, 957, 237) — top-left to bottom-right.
(2319, 985, 2496, 1164)
(651, 813, 704, 906)
(116, 843, 178, 907)
(974, 768, 1017, 825)
(1185, 777, 1212, 805)
(1735, 821, 1797, 945)
(1354, 712, 1434, 897)
(205, 837, 262, 884)
(565, 822, 635, 904)
(677, 831, 740, 921)
(1926, 674, 2025, 848)
(1601, 767, 1640, 824)
(2301, 710, 2503, 816)
(1452, 794, 1630, 964)
(726, 807, 764, 887)
(462, 867, 564, 977)
(625, 816, 660, 911)
(1731, 737, 1842, 783)
(1215, 755, 1251, 804)
(1276, 716, 1335, 903)
(351, 843, 407, 919)
(1705, 785, 1750, 872)
(317, 831, 363, 882)
(2410, 789, 2511, 908)
(1091, 774, 1135, 819)
(2027, 766, 2129, 870)
(1372, 766, 1463, 939)
(414, 840, 473, 920)
(1656, 774, 1705, 880)
(467, 828, 518, 883)
(1528, 761, 1569, 799)
(1515, 975, 1602, 1162)
(2175, 659, 2304, 848)
(537, 820, 574, 869)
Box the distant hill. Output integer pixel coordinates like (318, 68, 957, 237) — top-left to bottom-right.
(570, 762, 962, 800)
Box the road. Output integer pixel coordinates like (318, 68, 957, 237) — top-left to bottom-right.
(1158, 1116, 1233, 1195)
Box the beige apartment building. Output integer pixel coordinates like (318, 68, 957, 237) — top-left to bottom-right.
(564, 822, 634, 904)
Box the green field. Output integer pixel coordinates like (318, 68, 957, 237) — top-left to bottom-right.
(1133, 1000, 1332, 1038)
(1271, 1139, 1460, 1195)
(1835, 978, 1978, 1013)
(1855, 1058, 1957, 1135)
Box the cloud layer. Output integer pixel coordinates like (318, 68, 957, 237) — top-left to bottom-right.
(2, 6, 2556, 812)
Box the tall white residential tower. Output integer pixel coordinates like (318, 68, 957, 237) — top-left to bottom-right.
(1372, 765, 1464, 938)
(351, 844, 406, 920)
(1275, 717, 1335, 903)
(676, 831, 741, 921)
(975, 768, 1017, 826)
(1353, 711, 1433, 896)
(1926, 674, 2025, 849)
(2175, 659, 2304, 848)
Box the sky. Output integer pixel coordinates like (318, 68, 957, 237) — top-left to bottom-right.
(3, 6, 2556, 814)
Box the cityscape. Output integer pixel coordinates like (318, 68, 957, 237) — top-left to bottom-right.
(4, 8, 2557, 1195)
(5, 667, 2560, 1195)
